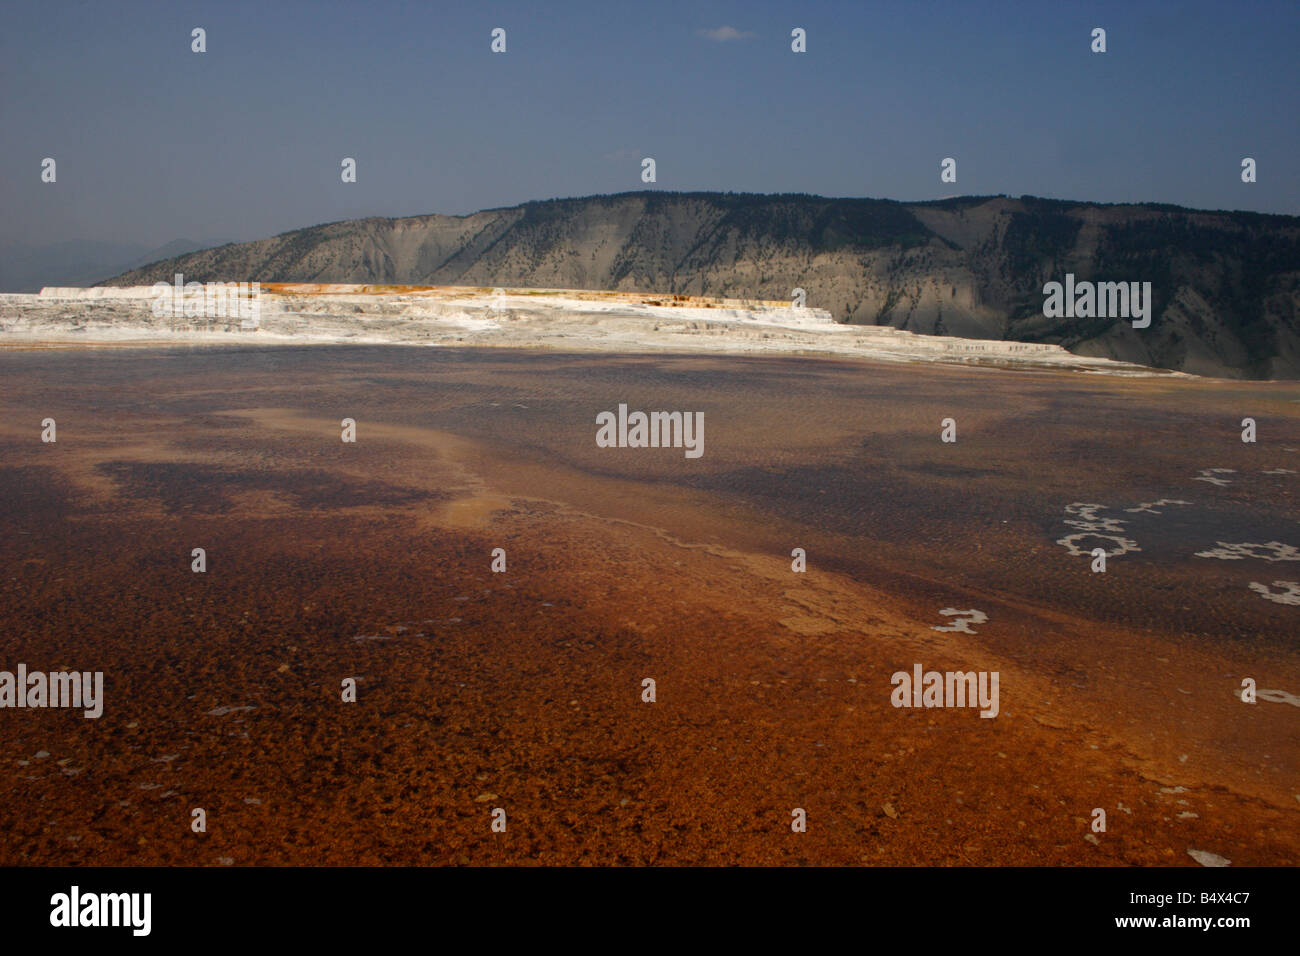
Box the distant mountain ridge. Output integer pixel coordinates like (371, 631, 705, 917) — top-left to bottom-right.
(104, 192, 1300, 379)
(0, 238, 218, 293)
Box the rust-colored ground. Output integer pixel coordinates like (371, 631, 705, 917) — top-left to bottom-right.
(0, 346, 1296, 865)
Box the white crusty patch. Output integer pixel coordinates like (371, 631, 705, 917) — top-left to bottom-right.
(1056, 532, 1140, 557)
(1191, 468, 1235, 487)
(1257, 688, 1300, 707)
(1063, 502, 1128, 532)
(1249, 580, 1300, 605)
(1194, 541, 1300, 562)
(1124, 499, 1192, 515)
(1056, 503, 1142, 557)
(931, 609, 988, 634)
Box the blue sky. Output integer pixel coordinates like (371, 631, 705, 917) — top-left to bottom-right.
(2, 0, 1297, 247)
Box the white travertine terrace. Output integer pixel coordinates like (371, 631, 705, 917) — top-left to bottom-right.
(0, 285, 1180, 376)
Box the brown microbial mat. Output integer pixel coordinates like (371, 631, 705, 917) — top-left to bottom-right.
(0, 346, 1296, 865)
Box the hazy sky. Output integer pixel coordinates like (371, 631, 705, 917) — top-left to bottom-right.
(3, 0, 1297, 248)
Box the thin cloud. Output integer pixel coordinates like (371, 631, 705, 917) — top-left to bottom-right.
(698, 26, 755, 42)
